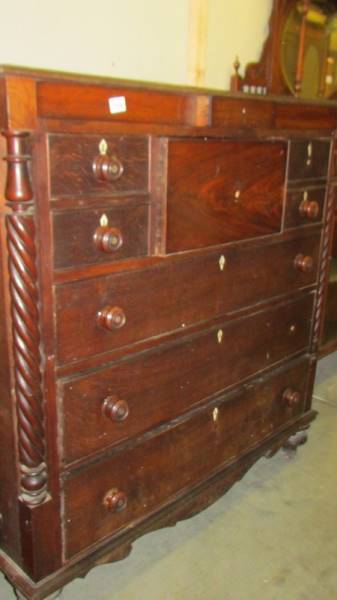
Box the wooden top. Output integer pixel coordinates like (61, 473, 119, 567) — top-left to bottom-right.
(1, 63, 337, 107)
(1, 64, 337, 133)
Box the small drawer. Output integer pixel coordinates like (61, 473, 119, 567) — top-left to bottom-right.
(60, 295, 313, 464)
(63, 356, 310, 557)
(48, 134, 148, 198)
(212, 97, 274, 129)
(55, 234, 320, 364)
(284, 187, 326, 230)
(287, 140, 331, 182)
(53, 204, 148, 269)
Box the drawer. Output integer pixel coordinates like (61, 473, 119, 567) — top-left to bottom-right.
(211, 97, 274, 129)
(287, 140, 331, 182)
(48, 134, 148, 198)
(60, 294, 314, 463)
(284, 187, 326, 230)
(166, 139, 286, 252)
(55, 234, 320, 364)
(53, 204, 148, 269)
(63, 357, 310, 557)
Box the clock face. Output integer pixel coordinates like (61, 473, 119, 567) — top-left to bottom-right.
(281, 1, 337, 98)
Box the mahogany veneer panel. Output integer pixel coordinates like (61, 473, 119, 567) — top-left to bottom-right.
(55, 233, 320, 364)
(166, 139, 286, 252)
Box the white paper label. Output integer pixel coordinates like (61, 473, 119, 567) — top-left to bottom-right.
(108, 96, 127, 114)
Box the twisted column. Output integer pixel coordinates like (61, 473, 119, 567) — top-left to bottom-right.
(312, 175, 336, 352)
(3, 131, 48, 506)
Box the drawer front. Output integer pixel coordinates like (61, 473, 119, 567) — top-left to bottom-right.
(60, 295, 313, 463)
(63, 357, 310, 557)
(284, 187, 326, 230)
(55, 234, 320, 364)
(166, 139, 286, 252)
(287, 140, 330, 182)
(48, 134, 148, 197)
(212, 97, 274, 128)
(53, 204, 148, 269)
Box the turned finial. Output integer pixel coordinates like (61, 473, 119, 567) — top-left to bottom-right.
(230, 56, 242, 92)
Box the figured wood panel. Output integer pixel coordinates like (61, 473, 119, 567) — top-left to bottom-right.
(60, 295, 313, 464)
(55, 233, 320, 364)
(166, 139, 286, 252)
(48, 134, 148, 197)
(64, 356, 310, 556)
(53, 203, 148, 269)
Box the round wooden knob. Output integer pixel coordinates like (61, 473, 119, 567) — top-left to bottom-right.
(283, 388, 301, 407)
(103, 488, 128, 512)
(294, 254, 314, 273)
(93, 226, 123, 253)
(97, 306, 126, 330)
(102, 396, 129, 422)
(92, 154, 124, 182)
(299, 200, 319, 220)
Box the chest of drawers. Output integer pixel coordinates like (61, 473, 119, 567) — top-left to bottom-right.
(0, 67, 335, 599)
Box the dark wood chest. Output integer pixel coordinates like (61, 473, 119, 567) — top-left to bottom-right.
(0, 67, 335, 599)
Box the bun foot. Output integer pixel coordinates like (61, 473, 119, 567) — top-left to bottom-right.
(283, 430, 308, 456)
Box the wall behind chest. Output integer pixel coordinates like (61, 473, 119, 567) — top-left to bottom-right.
(0, 0, 272, 87)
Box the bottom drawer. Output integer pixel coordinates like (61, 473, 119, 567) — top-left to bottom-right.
(64, 357, 310, 558)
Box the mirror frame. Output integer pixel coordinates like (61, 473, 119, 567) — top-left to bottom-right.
(232, 0, 337, 97)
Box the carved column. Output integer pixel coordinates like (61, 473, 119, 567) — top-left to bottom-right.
(312, 182, 336, 353)
(3, 131, 48, 506)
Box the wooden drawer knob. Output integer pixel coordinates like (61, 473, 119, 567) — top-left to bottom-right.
(299, 200, 319, 220)
(103, 488, 128, 512)
(92, 154, 124, 182)
(97, 306, 126, 330)
(294, 254, 314, 273)
(283, 388, 301, 407)
(94, 226, 123, 252)
(102, 396, 129, 422)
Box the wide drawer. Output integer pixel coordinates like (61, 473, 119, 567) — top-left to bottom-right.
(60, 294, 314, 464)
(63, 357, 310, 557)
(166, 139, 286, 252)
(287, 140, 330, 182)
(53, 203, 149, 269)
(48, 134, 149, 198)
(55, 234, 320, 364)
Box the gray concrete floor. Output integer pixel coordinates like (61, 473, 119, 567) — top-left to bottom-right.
(1, 353, 337, 600)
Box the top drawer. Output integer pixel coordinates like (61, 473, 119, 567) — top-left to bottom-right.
(48, 134, 149, 198)
(287, 140, 331, 182)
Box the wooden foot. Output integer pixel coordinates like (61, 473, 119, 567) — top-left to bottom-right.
(283, 430, 308, 456)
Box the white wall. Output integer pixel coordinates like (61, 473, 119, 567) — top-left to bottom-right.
(0, 0, 272, 90)
(205, 0, 273, 89)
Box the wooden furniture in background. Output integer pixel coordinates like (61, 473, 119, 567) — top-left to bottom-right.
(0, 66, 335, 599)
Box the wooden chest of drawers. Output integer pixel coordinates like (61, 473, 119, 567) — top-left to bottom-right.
(0, 67, 335, 599)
